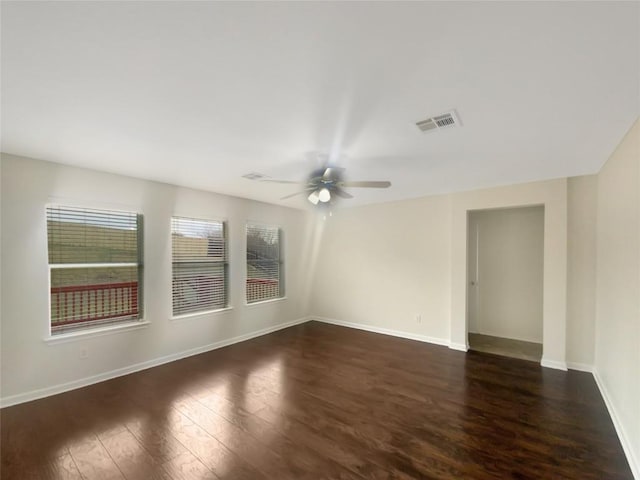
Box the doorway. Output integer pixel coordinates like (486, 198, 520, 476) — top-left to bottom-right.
(467, 206, 544, 362)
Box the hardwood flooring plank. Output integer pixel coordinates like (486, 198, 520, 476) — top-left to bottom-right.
(174, 395, 362, 480)
(163, 408, 266, 480)
(68, 434, 126, 480)
(0, 452, 83, 480)
(125, 416, 189, 463)
(159, 451, 219, 480)
(195, 391, 359, 469)
(100, 429, 165, 480)
(252, 403, 425, 480)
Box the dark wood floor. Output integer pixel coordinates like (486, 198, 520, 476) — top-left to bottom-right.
(1, 322, 633, 479)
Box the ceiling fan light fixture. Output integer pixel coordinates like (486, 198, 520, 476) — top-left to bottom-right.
(308, 190, 320, 205)
(318, 187, 331, 203)
(265, 164, 391, 204)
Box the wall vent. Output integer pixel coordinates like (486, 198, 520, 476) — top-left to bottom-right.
(416, 110, 460, 133)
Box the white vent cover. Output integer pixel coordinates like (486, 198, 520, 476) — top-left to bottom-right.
(416, 110, 460, 133)
(242, 172, 267, 180)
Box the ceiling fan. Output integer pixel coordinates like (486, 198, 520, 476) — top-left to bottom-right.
(261, 166, 391, 205)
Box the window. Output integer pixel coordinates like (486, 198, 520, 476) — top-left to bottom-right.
(172, 217, 227, 316)
(47, 205, 143, 334)
(246, 223, 283, 303)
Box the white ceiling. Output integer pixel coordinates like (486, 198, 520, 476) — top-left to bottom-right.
(2, 2, 639, 209)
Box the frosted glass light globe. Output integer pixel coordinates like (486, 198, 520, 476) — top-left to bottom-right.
(318, 188, 331, 203)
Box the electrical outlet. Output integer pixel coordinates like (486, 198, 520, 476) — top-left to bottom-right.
(416, 314, 422, 324)
(80, 348, 88, 359)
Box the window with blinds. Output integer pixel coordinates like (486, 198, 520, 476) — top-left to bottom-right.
(172, 217, 227, 316)
(246, 223, 283, 303)
(46, 205, 144, 334)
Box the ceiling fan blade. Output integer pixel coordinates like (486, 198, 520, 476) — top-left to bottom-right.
(280, 189, 314, 200)
(338, 181, 391, 188)
(321, 167, 345, 181)
(260, 179, 308, 184)
(332, 188, 353, 199)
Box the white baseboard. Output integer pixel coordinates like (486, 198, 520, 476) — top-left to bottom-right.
(0, 316, 311, 408)
(311, 316, 450, 347)
(593, 369, 639, 480)
(448, 342, 469, 352)
(566, 362, 594, 373)
(540, 358, 568, 371)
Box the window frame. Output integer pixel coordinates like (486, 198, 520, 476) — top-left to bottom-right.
(245, 222, 284, 304)
(46, 204, 144, 335)
(171, 215, 229, 317)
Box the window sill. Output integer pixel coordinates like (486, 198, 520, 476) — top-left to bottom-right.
(44, 320, 151, 345)
(245, 296, 287, 308)
(170, 306, 234, 322)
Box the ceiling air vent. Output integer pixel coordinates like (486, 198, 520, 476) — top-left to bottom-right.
(416, 110, 460, 133)
(242, 172, 267, 180)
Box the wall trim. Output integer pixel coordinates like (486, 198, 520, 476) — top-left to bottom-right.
(1, 316, 311, 408)
(540, 358, 568, 371)
(449, 342, 469, 352)
(566, 362, 594, 373)
(311, 316, 450, 348)
(593, 369, 639, 480)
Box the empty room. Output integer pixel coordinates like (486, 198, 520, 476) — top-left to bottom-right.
(1, 2, 638, 479)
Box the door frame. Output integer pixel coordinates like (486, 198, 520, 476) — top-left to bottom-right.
(466, 205, 545, 345)
(448, 179, 568, 370)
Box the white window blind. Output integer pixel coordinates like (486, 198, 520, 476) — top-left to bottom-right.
(172, 217, 227, 316)
(246, 223, 283, 303)
(47, 205, 143, 334)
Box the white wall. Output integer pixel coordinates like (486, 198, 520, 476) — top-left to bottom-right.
(310, 178, 573, 368)
(567, 175, 598, 368)
(0, 154, 311, 404)
(309, 194, 452, 344)
(594, 119, 639, 477)
(468, 206, 544, 343)
(309, 176, 597, 368)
